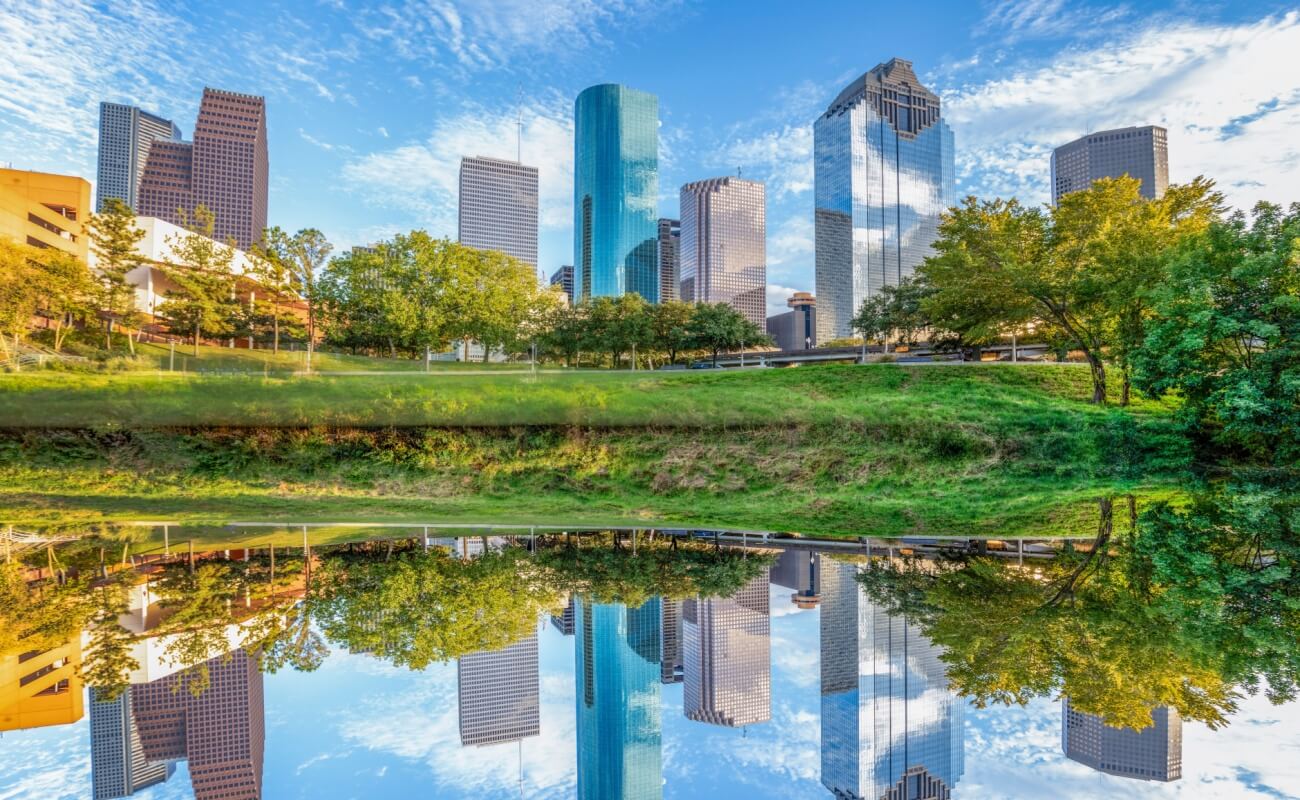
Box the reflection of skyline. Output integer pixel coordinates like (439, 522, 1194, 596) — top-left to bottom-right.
(575, 597, 663, 800)
(1062, 700, 1182, 782)
(682, 573, 771, 727)
(819, 556, 964, 800)
(89, 687, 174, 798)
(457, 634, 541, 747)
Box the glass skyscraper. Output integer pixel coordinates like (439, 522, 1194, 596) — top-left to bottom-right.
(813, 58, 955, 342)
(573, 84, 660, 303)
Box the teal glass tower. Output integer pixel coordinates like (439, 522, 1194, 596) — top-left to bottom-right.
(575, 597, 663, 800)
(573, 84, 660, 302)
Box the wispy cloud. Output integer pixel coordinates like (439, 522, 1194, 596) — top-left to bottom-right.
(975, 0, 1132, 43)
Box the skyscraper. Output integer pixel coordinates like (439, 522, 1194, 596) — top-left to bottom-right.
(458, 155, 539, 267)
(660, 598, 683, 684)
(819, 557, 964, 800)
(770, 547, 821, 603)
(573, 84, 659, 303)
(575, 597, 663, 800)
(549, 265, 575, 305)
(457, 634, 541, 747)
(137, 87, 268, 249)
(1051, 125, 1169, 204)
(813, 58, 955, 343)
(679, 177, 766, 327)
(90, 688, 174, 799)
(96, 103, 182, 212)
(657, 218, 680, 303)
(1062, 700, 1182, 782)
(682, 573, 771, 727)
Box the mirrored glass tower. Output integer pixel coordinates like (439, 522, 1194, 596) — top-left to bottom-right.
(813, 58, 955, 342)
(573, 84, 660, 303)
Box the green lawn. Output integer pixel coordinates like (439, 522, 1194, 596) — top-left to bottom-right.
(122, 341, 534, 373)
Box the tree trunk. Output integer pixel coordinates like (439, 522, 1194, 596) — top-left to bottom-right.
(272, 306, 280, 354)
(1085, 351, 1107, 405)
(1120, 363, 1131, 407)
(193, 328, 200, 357)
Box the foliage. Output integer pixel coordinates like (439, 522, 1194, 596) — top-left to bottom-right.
(687, 302, 769, 365)
(261, 227, 332, 359)
(851, 277, 935, 348)
(81, 577, 139, 702)
(86, 198, 146, 352)
(157, 206, 239, 356)
(0, 239, 92, 363)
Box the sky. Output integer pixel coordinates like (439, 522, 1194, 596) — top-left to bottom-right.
(2, 0, 1299, 315)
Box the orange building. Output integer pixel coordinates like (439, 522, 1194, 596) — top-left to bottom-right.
(0, 168, 92, 262)
(0, 637, 85, 731)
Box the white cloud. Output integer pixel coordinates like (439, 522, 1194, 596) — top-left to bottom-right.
(765, 285, 803, 319)
(298, 129, 351, 153)
(377, 126, 389, 138)
(712, 124, 813, 200)
(766, 214, 813, 282)
(975, 0, 1132, 43)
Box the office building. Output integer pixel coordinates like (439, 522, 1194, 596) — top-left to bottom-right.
(682, 573, 771, 727)
(660, 598, 683, 684)
(820, 557, 964, 799)
(96, 102, 182, 212)
(766, 293, 817, 352)
(573, 84, 659, 302)
(1051, 125, 1169, 204)
(575, 597, 663, 800)
(814, 58, 955, 342)
(1062, 700, 1182, 782)
(770, 547, 821, 607)
(458, 155, 539, 267)
(0, 636, 84, 731)
(550, 265, 575, 305)
(132, 649, 265, 800)
(90, 688, 174, 799)
(458, 635, 541, 746)
(138, 87, 268, 249)
(679, 177, 766, 327)
(0, 168, 92, 262)
(657, 218, 680, 302)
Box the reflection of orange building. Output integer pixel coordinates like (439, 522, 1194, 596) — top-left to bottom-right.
(0, 637, 85, 731)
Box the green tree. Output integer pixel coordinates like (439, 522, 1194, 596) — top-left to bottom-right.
(688, 302, 768, 365)
(0, 240, 92, 362)
(262, 227, 332, 367)
(158, 206, 238, 355)
(86, 198, 146, 353)
(648, 299, 694, 365)
(584, 294, 652, 368)
(851, 276, 934, 350)
(538, 297, 585, 366)
(82, 578, 139, 702)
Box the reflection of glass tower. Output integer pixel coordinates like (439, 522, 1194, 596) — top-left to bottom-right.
(819, 557, 964, 800)
(682, 573, 771, 727)
(575, 597, 663, 800)
(457, 634, 541, 746)
(90, 687, 174, 798)
(813, 58, 956, 342)
(573, 84, 660, 302)
(1062, 700, 1182, 782)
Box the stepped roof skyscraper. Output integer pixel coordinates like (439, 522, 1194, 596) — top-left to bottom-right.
(682, 572, 771, 727)
(679, 177, 766, 327)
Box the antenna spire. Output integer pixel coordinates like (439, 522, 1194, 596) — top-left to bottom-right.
(516, 84, 524, 163)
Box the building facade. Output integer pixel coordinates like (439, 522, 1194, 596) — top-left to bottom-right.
(1051, 125, 1169, 204)
(573, 84, 659, 303)
(457, 635, 541, 746)
(1062, 700, 1182, 782)
(814, 58, 955, 343)
(458, 156, 539, 267)
(660, 598, 683, 684)
(550, 265, 575, 305)
(657, 218, 680, 303)
(138, 87, 268, 249)
(0, 168, 92, 262)
(766, 292, 817, 352)
(90, 688, 174, 799)
(682, 573, 771, 727)
(0, 636, 84, 732)
(96, 102, 182, 212)
(679, 177, 766, 327)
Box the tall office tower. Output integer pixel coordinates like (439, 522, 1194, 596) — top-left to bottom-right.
(657, 218, 680, 302)
(682, 573, 771, 727)
(137, 87, 268, 249)
(96, 103, 182, 212)
(132, 649, 265, 800)
(551, 595, 576, 635)
(1062, 701, 1182, 782)
(458, 155, 540, 267)
(1051, 125, 1169, 204)
(575, 597, 663, 800)
(573, 84, 659, 303)
(679, 177, 766, 327)
(457, 635, 541, 746)
(820, 557, 964, 800)
(549, 265, 575, 305)
(90, 688, 174, 799)
(660, 598, 683, 684)
(814, 58, 955, 343)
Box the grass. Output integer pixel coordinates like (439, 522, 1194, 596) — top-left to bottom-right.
(0, 365, 1189, 537)
(124, 341, 535, 373)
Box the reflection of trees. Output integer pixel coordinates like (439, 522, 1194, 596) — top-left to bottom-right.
(859, 486, 1299, 731)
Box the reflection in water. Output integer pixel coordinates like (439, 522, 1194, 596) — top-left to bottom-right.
(1062, 700, 1181, 782)
(89, 686, 174, 798)
(683, 573, 771, 727)
(457, 635, 540, 747)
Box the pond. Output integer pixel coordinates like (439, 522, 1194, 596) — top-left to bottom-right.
(1, 521, 1298, 799)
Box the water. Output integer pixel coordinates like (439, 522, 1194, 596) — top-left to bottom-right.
(2, 529, 1298, 799)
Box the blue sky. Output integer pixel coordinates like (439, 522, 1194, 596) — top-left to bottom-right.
(2, 0, 1299, 314)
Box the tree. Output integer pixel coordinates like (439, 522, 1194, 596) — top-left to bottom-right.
(82, 578, 139, 702)
(248, 240, 301, 353)
(584, 294, 652, 368)
(263, 227, 332, 367)
(538, 298, 585, 367)
(851, 276, 934, 350)
(158, 206, 238, 355)
(0, 239, 92, 363)
(688, 302, 768, 365)
(648, 300, 694, 365)
(86, 198, 146, 352)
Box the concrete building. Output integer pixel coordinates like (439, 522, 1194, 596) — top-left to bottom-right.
(458, 155, 539, 267)
(820, 557, 964, 799)
(1051, 126, 1169, 204)
(679, 177, 766, 328)
(550, 265, 575, 305)
(1062, 700, 1182, 782)
(766, 292, 817, 352)
(96, 102, 182, 212)
(90, 688, 174, 799)
(0, 168, 92, 262)
(0, 636, 84, 732)
(657, 218, 680, 303)
(682, 573, 771, 727)
(458, 635, 541, 746)
(137, 87, 268, 250)
(573, 84, 659, 302)
(814, 58, 955, 342)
